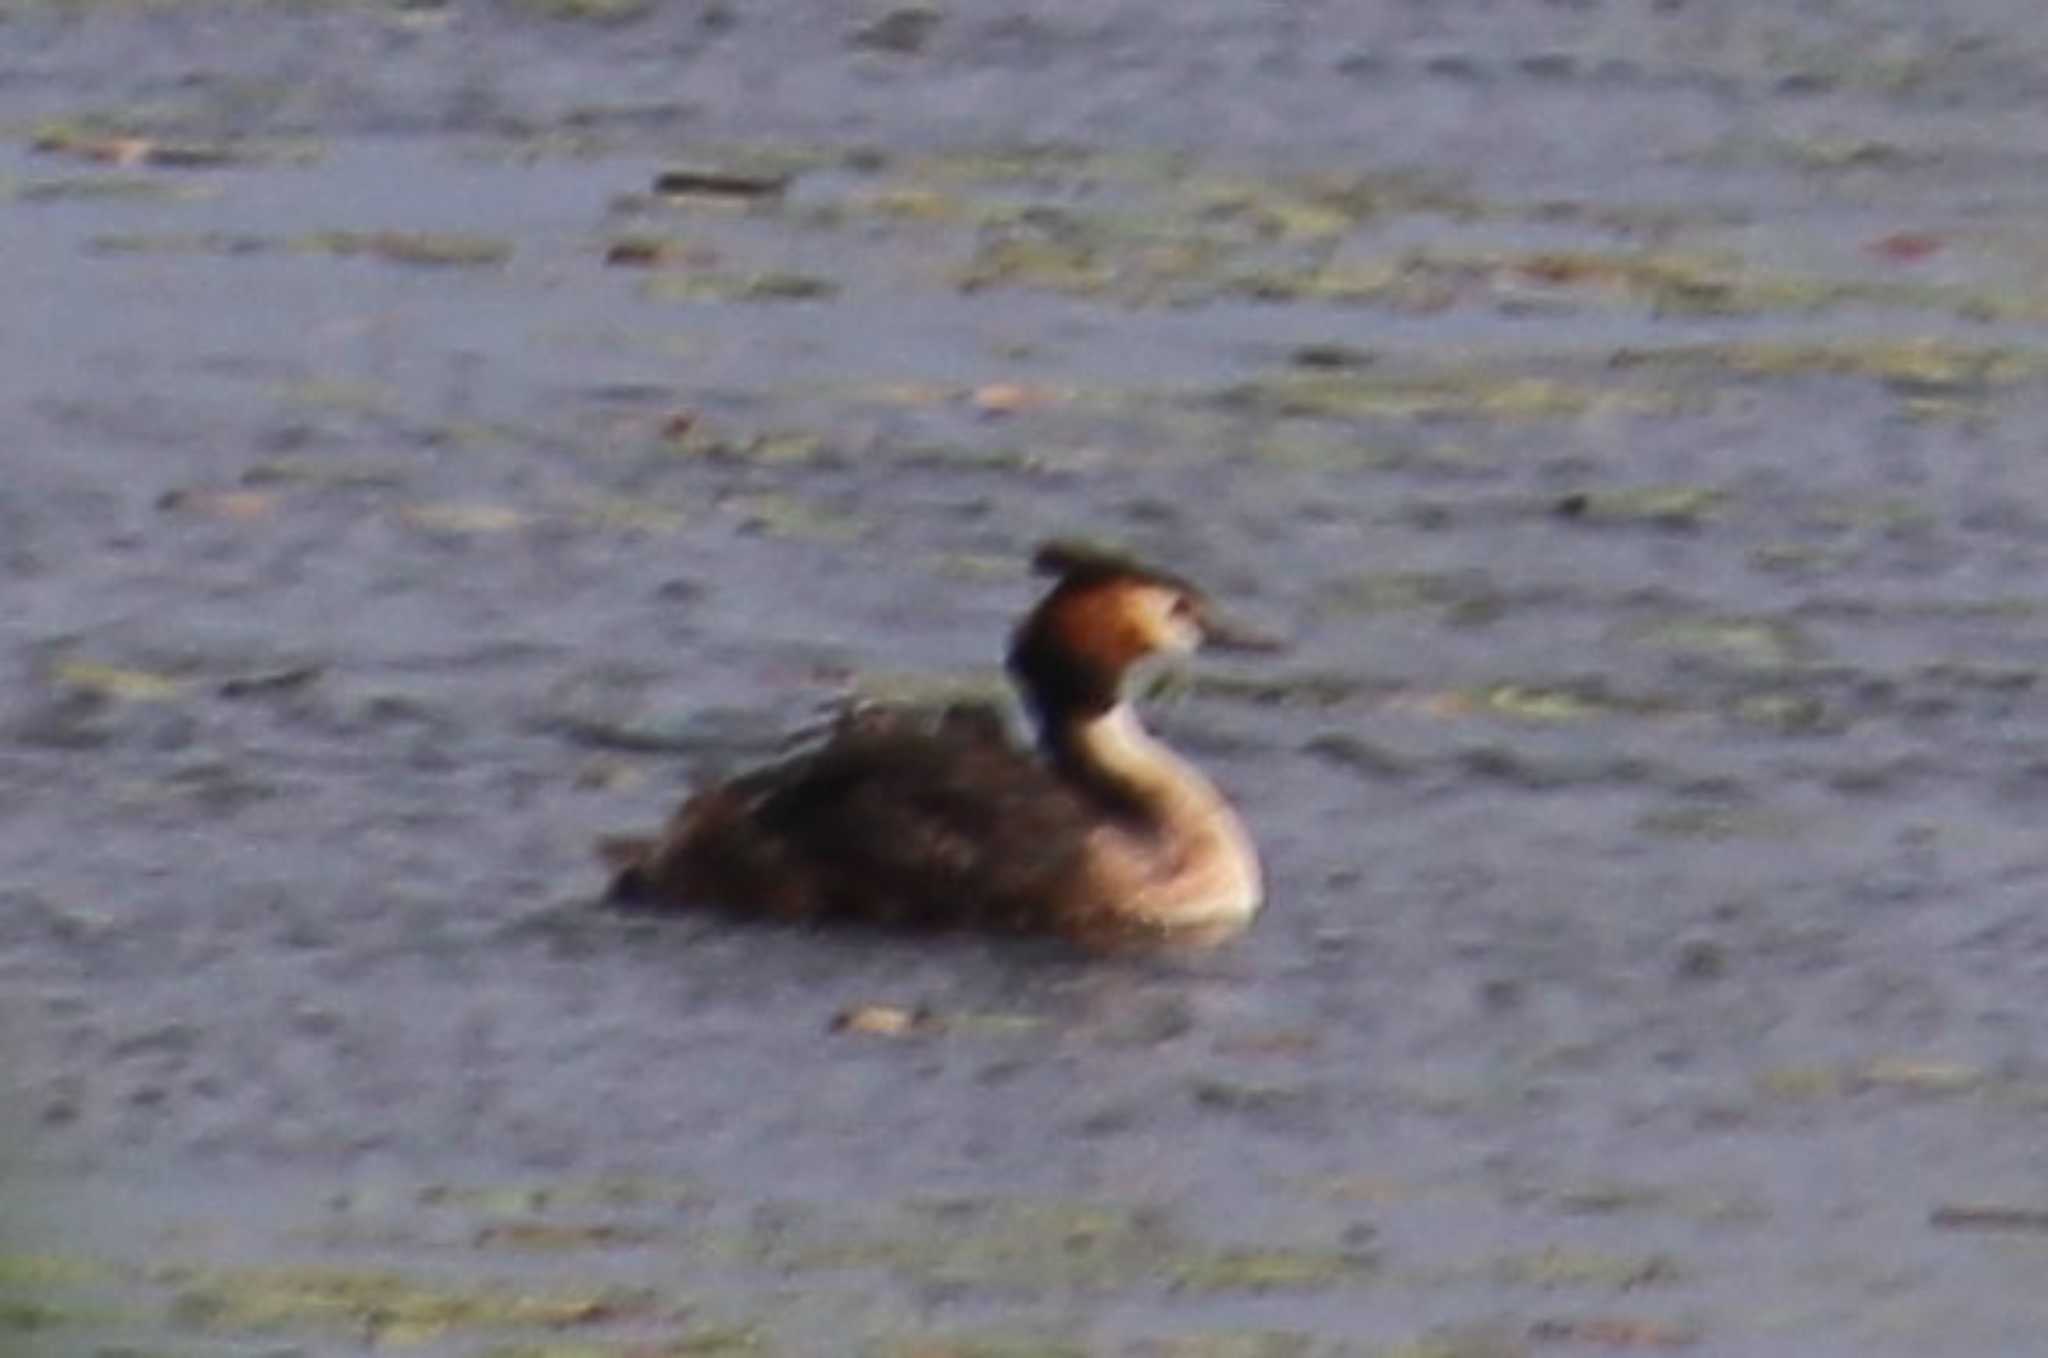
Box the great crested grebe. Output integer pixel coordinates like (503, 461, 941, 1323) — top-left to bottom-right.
(599, 542, 1275, 950)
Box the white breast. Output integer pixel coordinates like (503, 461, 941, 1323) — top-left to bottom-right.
(1071, 704, 1263, 935)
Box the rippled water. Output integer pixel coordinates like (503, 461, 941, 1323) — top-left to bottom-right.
(8, 2, 2048, 1354)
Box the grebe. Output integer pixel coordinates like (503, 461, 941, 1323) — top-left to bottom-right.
(599, 542, 1274, 950)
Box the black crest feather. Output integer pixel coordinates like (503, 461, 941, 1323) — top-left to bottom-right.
(1030, 539, 1193, 593)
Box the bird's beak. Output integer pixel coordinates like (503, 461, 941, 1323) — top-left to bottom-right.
(1200, 609, 1288, 653)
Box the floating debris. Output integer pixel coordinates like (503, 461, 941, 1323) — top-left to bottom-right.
(603, 235, 718, 268)
(852, 4, 943, 54)
(652, 167, 791, 200)
(830, 1004, 932, 1037)
(158, 487, 276, 520)
(217, 665, 323, 700)
(1867, 231, 1944, 264)
(87, 231, 272, 256)
(1929, 1205, 2048, 1234)
(398, 503, 534, 535)
(1492, 1247, 1680, 1290)
(33, 133, 236, 168)
(1528, 1315, 1699, 1348)
(1613, 616, 1814, 670)
(1855, 1058, 1983, 1096)
(1552, 486, 1725, 529)
(470, 1221, 661, 1251)
(49, 659, 186, 703)
(971, 382, 1065, 416)
(1288, 342, 1375, 370)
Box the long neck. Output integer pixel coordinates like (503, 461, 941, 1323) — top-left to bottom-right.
(1039, 699, 1264, 935)
(1040, 701, 1220, 829)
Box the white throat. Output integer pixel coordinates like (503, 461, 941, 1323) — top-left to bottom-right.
(1062, 702, 1263, 933)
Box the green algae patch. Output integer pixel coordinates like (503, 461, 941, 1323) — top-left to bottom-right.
(1472, 684, 1653, 723)
(275, 377, 402, 417)
(763, 1199, 1175, 1294)
(163, 1265, 661, 1345)
(399, 502, 535, 536)
(1169, 1248, 1374, 1293)
(950, 213, 1236, 305)
(242, 453, 411, 487)
(471, 1222, 665, 1251)
(1544, 1180, 1763, 1230)
(1613, 615, 1816, 669)
(1426, 246, 2034, 320)
(956, 236, 1117, 298)
(1855, 1058, 1985, 1097)
(498, 0, 655, 23)
(1718, 134, 1935, 173)
(412, 1176, 705, 1216)
(839, 185, 973, 223)
(902, 146, 1194, 192)
(869, 1336, 1088, 1358)
(48, 658, 188, 703)
(1213, 370, 1657, 423)
(1223, 257, 1444, 308)
(642, 271, 839, 302)
(1746, 543, 1861, 578)
(1187, 185, 1355, 242)
(87, 231, 273, 256)
(717, 431, 831, 466)
(1123, 1336, 1315, 1358)
(1212, 243, 2021, 320)
(1208, 337, 2038, 432)
(1754, 1067, 1845, 1101)
(942, 196, 1245, 303)
(0, 1253, 117, 1288)
(0, 1297, 81, 1334)
(863, 160, 1487, 305)
(1317, 570, 1498, 617)
(30, 121, 320, 169)
(1493, 249, 1757, 312)
(571, 494, 690, 534)
(479, 1332, 763, 1358)
(1191, 671, 1372, 709)
(1378, 1332, 1526, 1358)
(1637, 806, 1796, 841)
(725, 491, 870, 541)
(744, 1198, 1370, 1301)
(1612, 340, 2048, 392)
(0, 1253, 132, 1343)
(10, 174, 215, 203)
(1249, 427, 1406, 471)
(1490, 1247, 1680, 1290)
(1553, 485, 1726, 529)
(1730, 693, 1835, 735)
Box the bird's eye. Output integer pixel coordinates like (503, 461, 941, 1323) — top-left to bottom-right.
(1169, 595, 1196, 620)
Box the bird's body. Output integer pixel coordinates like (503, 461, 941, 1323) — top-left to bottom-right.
(602, 543, 1268, 950)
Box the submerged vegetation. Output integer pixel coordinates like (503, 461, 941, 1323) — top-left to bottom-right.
(3, 1184, 1736, 1353)
(11, 3, 2048, 1355)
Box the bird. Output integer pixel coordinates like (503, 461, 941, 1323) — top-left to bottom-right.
(599, 541, 1274, 951)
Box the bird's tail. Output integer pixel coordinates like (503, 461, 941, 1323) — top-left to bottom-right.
(594, 834, 658, 905)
